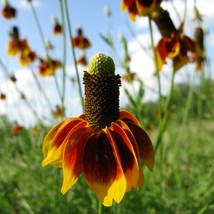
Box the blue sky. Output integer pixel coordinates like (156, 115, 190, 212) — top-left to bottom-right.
(0, 0, 214, 126)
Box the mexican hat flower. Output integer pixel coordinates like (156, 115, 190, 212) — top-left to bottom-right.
(191, 27, 206, 71)
(121, 0, 162, 21)
(72, 27, 91, 50)
(38, 57, 61, 76)
(42, 53, 155, 207)
(151, 7, 195, 71)
(1, 1, 16, 19)
(7, 27, 31, 57)
(52, 16, 63, 35)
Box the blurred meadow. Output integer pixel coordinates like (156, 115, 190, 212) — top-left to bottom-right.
(0, 0, 214, 213)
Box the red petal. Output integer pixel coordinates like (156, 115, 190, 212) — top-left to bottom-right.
(83, 129, 127, 206)
(110, 122, 140, 191)
(61, 121, 93, 194)
(42, 118, 84, 167)
(119, 110, 141, 126)
(126, 122, 155, 171)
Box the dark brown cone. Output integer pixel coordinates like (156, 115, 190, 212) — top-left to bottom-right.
(83, 71, 121, 130)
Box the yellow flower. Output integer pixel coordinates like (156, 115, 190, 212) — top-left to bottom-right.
(42, 53, 154, 206)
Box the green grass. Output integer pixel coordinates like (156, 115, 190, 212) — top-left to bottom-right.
(0, 112, 213, 213)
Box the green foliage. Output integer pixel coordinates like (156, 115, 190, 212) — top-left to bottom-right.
(0, 88, 214, 213)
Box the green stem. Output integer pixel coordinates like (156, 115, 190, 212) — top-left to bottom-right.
(148, 15, 162, 125)
(29, 66, 53, 111)
(155, 65, 175, 151)
(63, 0, 84, 112)
(98, 201, 103, 214)
(59, 0, 67, 117)
(29, 1, 62, 106)
(175, 70, 195, 146)
(0, 58, 43, 124)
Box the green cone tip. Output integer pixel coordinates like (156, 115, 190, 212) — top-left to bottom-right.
(88, 53, 115, 76)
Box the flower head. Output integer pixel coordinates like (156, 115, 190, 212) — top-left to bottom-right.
(121, 0, 162, 21)
(52, 16, 63, 35)
(38, 57, 61, 76)
(42, 53, 154, 206)
(1, 1, 16, 19)
(72, 27, 91, 49)
(152, 7, 195, 71)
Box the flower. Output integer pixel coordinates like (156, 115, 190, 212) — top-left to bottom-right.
(38, 57, 61, 76)
(1, 1, 16, 19)
(52, 105, 63, 119)
(76, 55, 88, 66)
(42, 53, 154, 207)
(0, 92, 6, 100)
(190, 27, 206, 71)
(52, 16, 63, 35)
(152, 7, 195, 71)
(19, 49, 37, 66)
(72, 27, 91, 49)
(7, 27, 30, 57)
(121, 0, 162, 21)
(12, 122, 24, 135)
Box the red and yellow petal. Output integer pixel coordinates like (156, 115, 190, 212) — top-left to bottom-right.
(61, 122, 93, 194)
(115, 119, 144, 188)
(119, 110, 141, 126)
(42, 117, 84, 167)
(121, 0, 134, 11)
(110, 122, 140, 191)
(126, 122, 155, 171)
(82, 130, 127, 207)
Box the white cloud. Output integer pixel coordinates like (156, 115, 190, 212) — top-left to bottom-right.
(15, 0, 43, 9)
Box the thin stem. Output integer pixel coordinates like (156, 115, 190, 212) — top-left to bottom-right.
(29, 65, 53, 111)
(29, 1, 62, 105)
(98, 201, 103, 214)
(59, 0, 67, 117)
(63, 0, 84, 111)
(155, 64, 175, 151)
(148, 15, 162, 125)
(182, 0, 188, 28)
(0, 58, 43, 124)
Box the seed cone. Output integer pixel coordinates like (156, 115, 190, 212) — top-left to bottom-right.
(83, 53, 121, 130)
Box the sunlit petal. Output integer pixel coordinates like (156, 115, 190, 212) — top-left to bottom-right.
(61, 122, 93, 194)
(119, 110, 141, 126)
(110, 122, 140, 191)
(42, 118, 84, 167)
(83, 130, 127, 206)
(115, 119, 144, 187)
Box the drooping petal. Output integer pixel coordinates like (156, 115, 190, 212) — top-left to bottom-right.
(61, 121, 93, 194)
(42, 118, 84, 167)
(110, 122, 140, 191)
(119, 110, 141, 126)
(121, 0, 134, 11)
(115, 119, 144, 188)
(82, 130, 127, 207)
(126, 122, 155, 171)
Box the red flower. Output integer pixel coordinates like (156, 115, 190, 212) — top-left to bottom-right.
(38, 58, 61, 76)
(42, 53, 154, 206)
(72, 27, 91, 49)
(1, 2, 16, 19)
